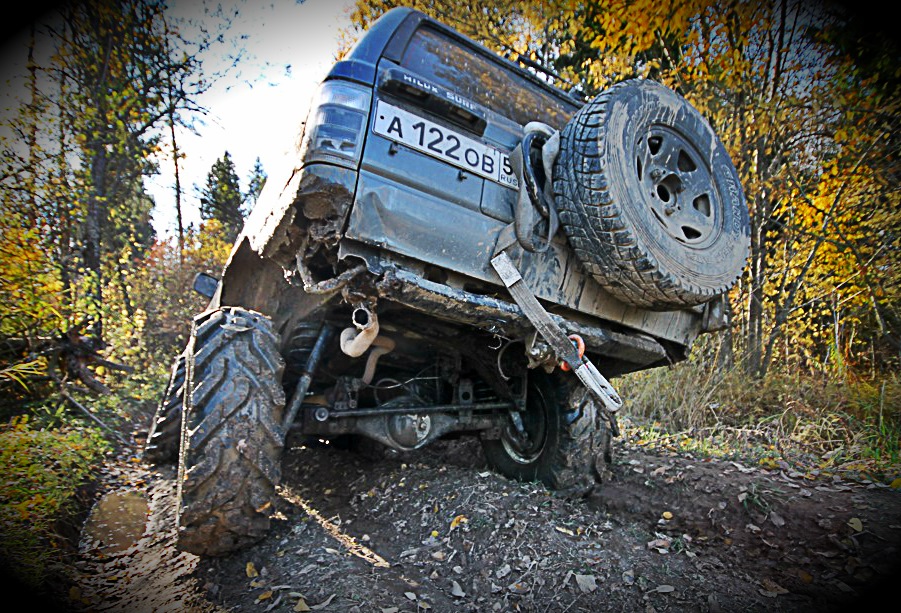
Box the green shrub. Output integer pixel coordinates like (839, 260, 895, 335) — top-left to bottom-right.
(0, 416, 110, 587)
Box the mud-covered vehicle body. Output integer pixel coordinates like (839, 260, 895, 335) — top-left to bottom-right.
(146, 7, 749, 555)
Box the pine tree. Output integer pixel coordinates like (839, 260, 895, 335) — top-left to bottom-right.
(199, 151, 245, 242)
(246, 156, 267, 209)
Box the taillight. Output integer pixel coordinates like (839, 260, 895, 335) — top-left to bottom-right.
(301, 80, 371, 166)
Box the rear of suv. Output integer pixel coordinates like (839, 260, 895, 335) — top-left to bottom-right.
(145, 7, 750, 556)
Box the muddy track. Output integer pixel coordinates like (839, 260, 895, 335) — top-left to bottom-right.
(53, 431, 901, 612)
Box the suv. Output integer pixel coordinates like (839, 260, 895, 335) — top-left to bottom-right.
(145, 7, 750, 556)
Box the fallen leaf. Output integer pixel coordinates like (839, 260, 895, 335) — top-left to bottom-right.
(890, 478, 901, 489)
(496, 564, 511, 579)
(647, 537, 671, 553)
(769, 512, 785, 527)
(507, 582, 530, 594)
(655, 585, 675, 593)
(555, 526, 575, 536)
(450, 515, 468, 531)
(250, 579, 266, 588)
(835, 580, 854, 593)
(431, 551, 446, 561)
(575, 574, 597, 593)
(760, 578, 789, 595)
(294, 598, 311, 612)
(661, 511, 673, 520)
(256, 591, 273, 602)
(405, 592, 417, 601)
(451, 580, 465, 597)
(848, 517, 863, 532)
(246, 562, 259, 578)
(381, 608, 399, 613)
(311, 594, 335, 610)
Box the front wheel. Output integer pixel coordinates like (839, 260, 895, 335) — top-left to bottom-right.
(481, 371, 612, 497)
(143, 351, 186, 464)
(176, 307, 287, 556)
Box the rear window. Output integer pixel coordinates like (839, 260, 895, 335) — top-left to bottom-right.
(401, 27, 574, 129)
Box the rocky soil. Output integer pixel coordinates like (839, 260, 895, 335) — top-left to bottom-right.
(26, 424, 901, 612)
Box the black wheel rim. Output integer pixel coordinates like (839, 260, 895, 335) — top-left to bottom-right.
(636, 126, 722, 248)
(501, 383, 549, 464)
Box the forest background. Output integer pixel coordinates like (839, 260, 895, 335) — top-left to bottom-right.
(0, 0, 899, 591)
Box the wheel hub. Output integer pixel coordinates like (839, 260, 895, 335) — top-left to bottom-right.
(637, 127, 720, 247)
(501, 388, 548, 464)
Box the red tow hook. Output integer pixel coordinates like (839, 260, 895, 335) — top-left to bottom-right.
(559, 334, 585, 372)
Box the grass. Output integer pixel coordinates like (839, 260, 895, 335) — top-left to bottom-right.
(0, 415, 111, 588)
(616, 359, 901, 486)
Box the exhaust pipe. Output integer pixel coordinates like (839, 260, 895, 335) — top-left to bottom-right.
(361, 336, 396, 385)
(340, 306, 379, 358)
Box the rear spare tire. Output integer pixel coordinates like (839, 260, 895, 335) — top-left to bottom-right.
(176, 307, 286, 556)
(554, 79, 750, 309)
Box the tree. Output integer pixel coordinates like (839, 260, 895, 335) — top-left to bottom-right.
(245, 156, 267, 210)
(0, 0, 212, 400)
(344, 0, 901, 378)
(199, 151, 245, 243)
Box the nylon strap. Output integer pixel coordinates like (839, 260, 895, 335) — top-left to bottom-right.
(490, 251, 623, 413)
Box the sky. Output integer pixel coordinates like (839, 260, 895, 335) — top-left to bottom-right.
(0, 0, 358, 239)
(149, 0, 358, 238)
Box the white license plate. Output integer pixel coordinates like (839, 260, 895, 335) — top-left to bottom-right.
(373, 100, 518, 189)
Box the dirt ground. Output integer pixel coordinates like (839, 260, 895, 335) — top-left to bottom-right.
(28, 420, 901, 613)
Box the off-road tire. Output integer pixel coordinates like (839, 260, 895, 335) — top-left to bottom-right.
(481, 371, 611, 497)
(143, 351, 186, 464)
(176, 307, 286, 556)
(554, 79, 750, 309)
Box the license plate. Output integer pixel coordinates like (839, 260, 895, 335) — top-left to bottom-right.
(373, 100, 518, 189)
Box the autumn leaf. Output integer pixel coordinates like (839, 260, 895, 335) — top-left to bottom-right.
(575, 574, 597, 593)
(245, 562, 259, 578)
(449, 514, 468, 531)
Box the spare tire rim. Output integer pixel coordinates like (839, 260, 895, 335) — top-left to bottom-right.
(501, 384, 549, 464)
(636, 126, 722, 248)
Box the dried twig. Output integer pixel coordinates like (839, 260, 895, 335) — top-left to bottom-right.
(60, 390, 128, 445)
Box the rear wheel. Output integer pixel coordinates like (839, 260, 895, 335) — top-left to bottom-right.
(481, 371, 611, 497)
(176, 307, 287, 556)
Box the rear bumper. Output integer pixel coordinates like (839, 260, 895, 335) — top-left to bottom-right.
(372, 264, 672, 371)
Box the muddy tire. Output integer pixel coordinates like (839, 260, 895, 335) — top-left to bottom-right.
(143, 351, 186, 464)
(554, 79, 750, 309)
(176, 307, 286, 556)
(481, 372, 611, 497)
